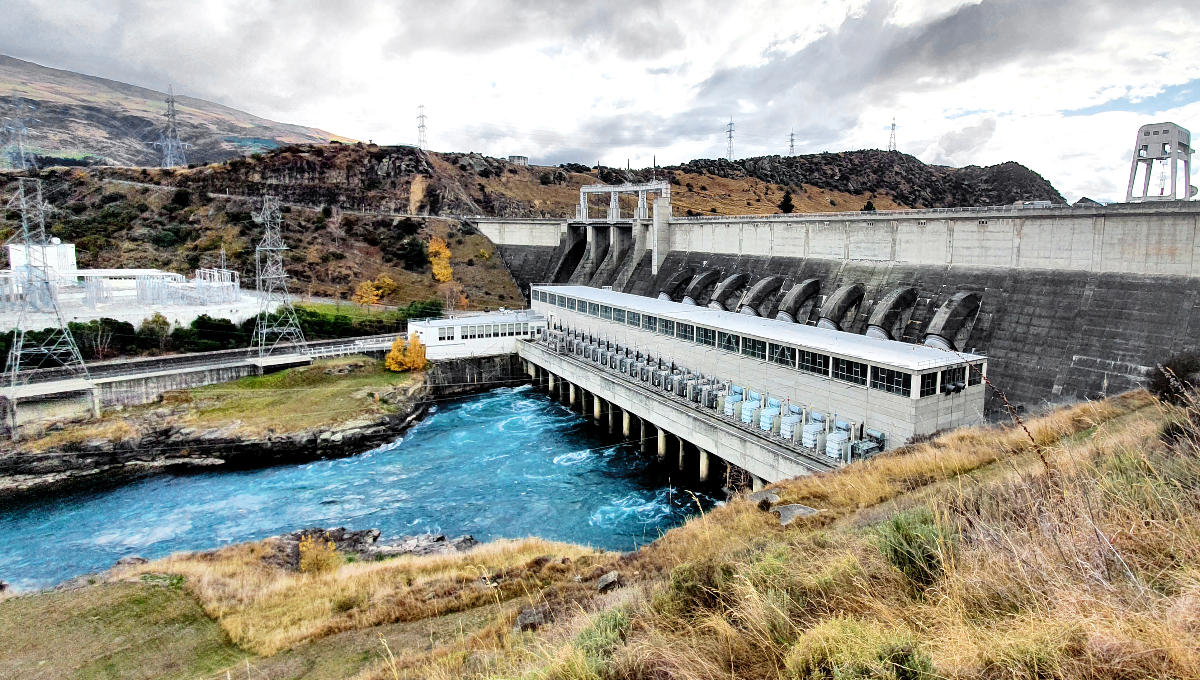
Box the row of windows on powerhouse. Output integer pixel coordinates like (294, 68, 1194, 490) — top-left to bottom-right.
(435, 322, 536, 341)
(534, 291, 982, 397)
(550, 322, 982, 399)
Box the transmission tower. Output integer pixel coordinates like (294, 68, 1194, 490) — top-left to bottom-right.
(3, 119, 35, 170)
(251, 195, 307, 357)
(725, 117, 735, 161)
(789, 129, 795, 156)
(417, 105, 428, 150)
(4, 178, 88, 387)
(887, 117, 896, 152)
(154, 85, 190, 167)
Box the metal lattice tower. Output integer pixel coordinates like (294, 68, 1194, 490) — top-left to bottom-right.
(251, 195, 307, 357)
(4, 178, 88, 387)
(725, 117, 735, 161)
(154, 85, 190, 167)
(887, 117, 897, 152)
(3, 118, 35, 170)
(789, 129, 795, 156)
(417, 105, 428, 150)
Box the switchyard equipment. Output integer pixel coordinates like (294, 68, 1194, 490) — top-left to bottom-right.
(532, 284, 986, 451)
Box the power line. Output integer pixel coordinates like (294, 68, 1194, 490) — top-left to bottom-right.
(4, 178, 89, 390)
(251, 195, 307, 358)
(725, 117, 735, 161)
(417, 105, 428, 151)
(154, 84, 190, 168)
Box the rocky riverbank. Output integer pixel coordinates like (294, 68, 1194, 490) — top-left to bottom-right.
(0, 364, 433, 500)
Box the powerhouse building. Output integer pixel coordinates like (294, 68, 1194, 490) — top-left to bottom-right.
(530, 284, 986, 453)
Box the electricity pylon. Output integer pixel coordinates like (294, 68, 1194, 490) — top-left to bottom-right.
(154, 85, 190, 167)
(251, 195, 307, 357)
(4, 178, 88, 387)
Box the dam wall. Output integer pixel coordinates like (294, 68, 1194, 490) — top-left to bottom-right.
(479, 201, 1200, 416)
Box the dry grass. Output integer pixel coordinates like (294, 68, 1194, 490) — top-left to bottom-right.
(376, 389, 1200, 680)
(21, 418, 138, 452)
(124, 537, 608, 656)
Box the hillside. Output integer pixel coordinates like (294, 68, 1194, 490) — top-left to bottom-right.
(3, 387, 1196, 678)
(0, 55, 352, 167)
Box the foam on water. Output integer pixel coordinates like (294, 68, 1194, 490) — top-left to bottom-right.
(0, 386, 715, 590)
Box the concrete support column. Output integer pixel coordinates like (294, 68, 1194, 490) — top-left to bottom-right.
(593, 394, 602, 422)
(678, 438, 686, 471)
(698, 449, 710, 482)
(607, 405, 615, 433)
(751, 475, 764, 492)
(657, 429, 667, 462)
(569, 383, 576, 408)
(622, 410, 631, 437)
(640, 419, 648, 452)
(90, 389, 101, 418)
(548, 373, 556, 393)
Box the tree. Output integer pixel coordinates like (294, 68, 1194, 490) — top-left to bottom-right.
(374, 274, 398, 298)
(778, 190, 795, 214)
(861, 199, 877, 212)
(428, 236, 453, 283)
(138, 312, 173, 351)
(385, 335, 427, 372)
(352, 280, 381, 307)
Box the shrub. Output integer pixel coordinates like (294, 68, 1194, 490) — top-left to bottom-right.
(169, 188, 191, 208)
(778, 190, 795, 213)
(298, 534, 341, 574)
(876, 508, 954, 591)
(784, 617, 935, 680)
(1148, 352, 1200, 404)
(575, 607, 631, 671)
(654, 560, 735, 618)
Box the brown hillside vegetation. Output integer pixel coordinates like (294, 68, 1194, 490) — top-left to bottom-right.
(5, 388, 1198, 679)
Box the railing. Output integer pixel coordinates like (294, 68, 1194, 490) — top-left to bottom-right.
(670, 202, 1075, 223)
(525, 334, 838, 472)
(305, 334, 401, 359)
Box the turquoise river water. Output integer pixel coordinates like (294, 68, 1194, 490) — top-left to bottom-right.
(0, 386, 716, 591)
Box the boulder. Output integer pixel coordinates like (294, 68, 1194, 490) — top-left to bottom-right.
(746, 489, 779, 506)
(0, 580, 8, 592)
(115, 555, 148, 566)
(774, 504, 818, 526)
(513, 604, 550, 632)
(597, 570, 620, 593)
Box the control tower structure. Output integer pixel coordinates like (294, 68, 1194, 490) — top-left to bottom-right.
(1126, 122, 1194, 202)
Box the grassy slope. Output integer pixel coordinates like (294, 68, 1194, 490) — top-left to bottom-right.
(3, 390, 1198, 679)
(13, 357, 415, 452)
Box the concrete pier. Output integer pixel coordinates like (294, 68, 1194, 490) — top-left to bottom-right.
(698, 450, 710, 482)
(657, 429, 667, 462)
(622, 410, 631, 437)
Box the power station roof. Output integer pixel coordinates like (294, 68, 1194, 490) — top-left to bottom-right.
(532, 285, 983, 372)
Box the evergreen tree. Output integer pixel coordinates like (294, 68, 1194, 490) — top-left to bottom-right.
(778, 190, 795, 214)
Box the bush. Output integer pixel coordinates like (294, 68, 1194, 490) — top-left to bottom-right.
(169, 188, 191, 208)
(784, 617, 935, 680)
(298, 534, 341, 574)
(876, 508, 954, 591)
(1149, 352, 1200, 404)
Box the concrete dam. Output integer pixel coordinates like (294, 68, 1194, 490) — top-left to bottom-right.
(475, 196, 1200, 416)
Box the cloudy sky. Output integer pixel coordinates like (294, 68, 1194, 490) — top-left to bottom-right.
(3, 0, 1199, 202)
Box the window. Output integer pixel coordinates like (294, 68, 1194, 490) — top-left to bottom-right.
(718, 332, 739, 353)
(871, 367, 911, 396)
(438, 327, 453, 341)
(741, 337, 766, 360)
(968, 362, 983, 386)
(798, 350, 829, 375)
(696, 327, 716, 346)
(627, 311, 640, 327)
(833, 358, 868, 385)
(613, 308, 626, 324)
(567, 297, 577, 311)
(768, 343, 795, 367)
(659, 319, 675, 336)
(557, 295, 567, 307)
(521, 323, 528, 335)
(642, 315, 658, 332)
(920, 373, 938, 397)
(941, 366, 966, 390)
(600, 305, 613, 320)
(676, 322, 695, 342)
(588, 302, 600, 316)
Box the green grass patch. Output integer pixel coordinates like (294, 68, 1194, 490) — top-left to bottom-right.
(182, 356, 413, 434)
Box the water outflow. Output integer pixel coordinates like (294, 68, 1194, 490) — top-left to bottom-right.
(0, 386, 715, 591)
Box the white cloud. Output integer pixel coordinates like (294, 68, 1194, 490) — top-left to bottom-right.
(0, 0, 1197, 202)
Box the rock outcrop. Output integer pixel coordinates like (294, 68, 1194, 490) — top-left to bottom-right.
(269, 526, 478, 570)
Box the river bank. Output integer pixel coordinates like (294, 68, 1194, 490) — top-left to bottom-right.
(0, 357, 434, 499)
